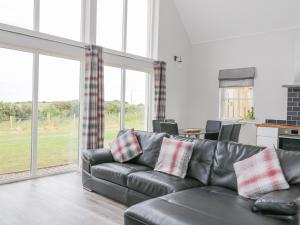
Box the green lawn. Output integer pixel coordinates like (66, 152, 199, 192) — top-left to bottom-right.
(0, 118, 79, 174)
(0, 110, 144, 175)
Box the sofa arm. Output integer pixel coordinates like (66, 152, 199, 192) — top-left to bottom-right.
(252, 186, 300, 216)
(82, 149, 113, 173)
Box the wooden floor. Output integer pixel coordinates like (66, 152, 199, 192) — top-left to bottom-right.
(0, 172, 127, 225)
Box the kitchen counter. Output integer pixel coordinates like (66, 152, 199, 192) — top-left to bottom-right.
(256, 124, 300, 150)
(256, 123, 300, 130)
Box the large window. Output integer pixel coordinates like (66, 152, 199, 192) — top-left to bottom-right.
(0, 0, 34, 29)
(0, 0, 81, 41)
(126, 0, 149, 56)
(0, 0, 156, 181)
(104, 66, 150, 146)
(97, 0, 151, 57)
(0, 47, 80, 182)
(97, 0, 124, 51)
(40, 0, 82, 40)
(125, 70, 147, 130)
(220, 87, 253, 120)
(104, 66, 122, 146)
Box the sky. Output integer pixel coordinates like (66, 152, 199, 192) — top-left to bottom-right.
(104, 66, 146, 105)
(0, 0, 148, 104)
(0, 48, 80, 102)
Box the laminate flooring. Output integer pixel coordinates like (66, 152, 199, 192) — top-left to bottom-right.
(0, 172, 127, 225)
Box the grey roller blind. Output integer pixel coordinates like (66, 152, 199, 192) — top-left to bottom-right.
(219, 67, 256, 88)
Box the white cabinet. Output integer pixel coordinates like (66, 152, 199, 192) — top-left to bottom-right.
(257, 127, 278, 148)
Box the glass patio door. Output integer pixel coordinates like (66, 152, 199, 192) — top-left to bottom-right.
(0, 47, 80, 182)
(0, 48, 33, 181)
(37, 55, 80, 175)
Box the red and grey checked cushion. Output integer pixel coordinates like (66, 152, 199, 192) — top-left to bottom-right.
(154, 137, 194, 178)
(234, 147, 289, 198)
(110, 129, 142, 163)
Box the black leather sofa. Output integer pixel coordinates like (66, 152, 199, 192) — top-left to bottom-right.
(82, 130, 300, 225)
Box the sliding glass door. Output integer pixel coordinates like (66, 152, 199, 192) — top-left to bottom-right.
(37, 55, 80, 175)
(125, 70, 148, 130)
(0, 47, 80, 182)
(103, 66, 150, 146)
(104, 66, 122, 146)
(0, 48, 33, 180)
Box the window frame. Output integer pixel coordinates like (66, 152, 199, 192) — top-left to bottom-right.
(96, 0, 153, 57)
(219, 87, 254, 121)
(0, 0, 157, 183)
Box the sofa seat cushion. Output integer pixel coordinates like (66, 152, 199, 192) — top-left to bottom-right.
(91, 163, 150, 187)
(127, 170, 202, 198)
(199, 185, 239, 197)
(125, 187, 291, 225)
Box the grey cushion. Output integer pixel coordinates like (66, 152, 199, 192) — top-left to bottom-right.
(171, 136, 217, 185)
(91, 163, 150, 187)
(210, 141, 263, 190)
(127, 170, 202, 197)
(187, 139, 217, 185)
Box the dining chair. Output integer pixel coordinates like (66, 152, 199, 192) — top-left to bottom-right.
(152, 120, 162, 133)
(231, 124, 242, 142)
(218, 124, 234, 142)
(204, 120, 222, 140)
(164, 119, 175, 123)
(160, 122, 179, 135)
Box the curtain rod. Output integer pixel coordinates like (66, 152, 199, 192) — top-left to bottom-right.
(0, 27, 155, 64)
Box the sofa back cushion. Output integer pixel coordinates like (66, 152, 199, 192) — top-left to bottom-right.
(188, 139, 217, 185)
(118, 129, 168, 168)
(276, 149, 300, 186)
(171, 136, 217, 185)
(210, 141, 264, 190)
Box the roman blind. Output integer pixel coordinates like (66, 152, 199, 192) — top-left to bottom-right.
(218, 67, 256, 88)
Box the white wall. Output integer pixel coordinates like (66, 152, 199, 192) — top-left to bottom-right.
(156, 0, 192, 128)
(187, 28, 300, 130)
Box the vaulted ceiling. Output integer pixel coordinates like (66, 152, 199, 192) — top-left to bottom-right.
(174, 0, 300, 44)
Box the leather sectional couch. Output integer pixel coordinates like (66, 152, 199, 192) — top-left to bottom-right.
(82, 130, 300, 225)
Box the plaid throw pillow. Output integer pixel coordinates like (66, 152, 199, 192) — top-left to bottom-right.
(154, 137, 194, 178)
(234, 147, 289, 199)
(110, 129, 142, 163)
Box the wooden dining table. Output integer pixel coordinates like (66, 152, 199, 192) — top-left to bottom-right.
(179, 128, 204, 138)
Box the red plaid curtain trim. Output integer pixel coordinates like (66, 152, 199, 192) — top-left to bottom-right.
(154, 61, 166, 120)
(82, 45, 104, 149)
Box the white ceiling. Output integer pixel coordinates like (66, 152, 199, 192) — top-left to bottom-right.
(174, 0, 300, 44)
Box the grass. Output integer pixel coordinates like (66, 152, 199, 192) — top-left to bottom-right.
(0, 110, 144, 174)
(0, 118, 79, 174)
